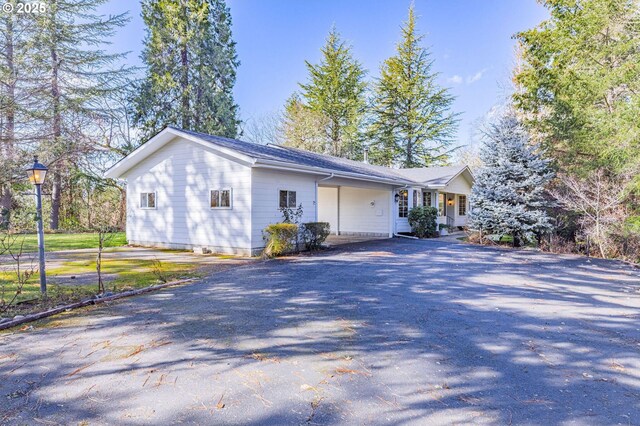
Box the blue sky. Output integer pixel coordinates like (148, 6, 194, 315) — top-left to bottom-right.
(101, 0, 547, 148)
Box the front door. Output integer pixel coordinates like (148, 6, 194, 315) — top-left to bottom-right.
(394, 189, 411, 233)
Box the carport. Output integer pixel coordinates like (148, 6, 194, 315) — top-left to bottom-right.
(317, 180, 394, 238)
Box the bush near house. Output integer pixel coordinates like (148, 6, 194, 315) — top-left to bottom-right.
(408, 206, 438, 238)
(263, 223, 299, 257)
(302, 222, 330, 250)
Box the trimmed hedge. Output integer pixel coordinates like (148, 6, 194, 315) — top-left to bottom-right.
(408, 206, 438, 238)
(302, 222, 330, 250)
(263, 223, 298, 257)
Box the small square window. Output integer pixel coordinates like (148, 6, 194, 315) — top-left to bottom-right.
(279, 190, 296, 208)
(140, 192, 156, 209)
(211, 189, 232, 209)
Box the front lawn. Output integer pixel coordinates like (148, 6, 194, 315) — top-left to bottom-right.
(0, 258, 201, 317)
(2, 232, 127, 253)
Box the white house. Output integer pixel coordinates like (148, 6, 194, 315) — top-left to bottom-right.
(105, 127, 474, 256)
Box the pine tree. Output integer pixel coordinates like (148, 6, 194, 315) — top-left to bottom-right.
(514, 0, 640, 181)
(369, 6, 458, 168)
(35, 0, 130, 230)
(133, 0, 240, 141)
(469, 113, 555, 247)
(0, 8, 35, 227)
(284, 27, 367, 159)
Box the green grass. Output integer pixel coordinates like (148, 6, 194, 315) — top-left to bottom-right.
(0, 258, 202, 316)
(3, 232, 127, 253)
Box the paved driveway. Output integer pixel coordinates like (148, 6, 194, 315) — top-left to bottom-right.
(2, 239, 640, 425)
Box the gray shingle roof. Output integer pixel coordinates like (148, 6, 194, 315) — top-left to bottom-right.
(172, 127, 410, 182)
(395, 166, 468, 186)
(170, 126, 469, 186)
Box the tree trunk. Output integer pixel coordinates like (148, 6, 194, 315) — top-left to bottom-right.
(49, 11, 62, 230)
(180, 1, 190, 129)
(1, 13, 16, 225)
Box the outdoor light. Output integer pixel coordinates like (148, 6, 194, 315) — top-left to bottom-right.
(447, 198, 454, 206)
(26, 156, 48, 185)
(26, 156, 48, 296)
(394, 193, 400, 203)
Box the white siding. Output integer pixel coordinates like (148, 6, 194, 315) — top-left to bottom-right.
(124, 137, 252, 254)
(442, 173, 473, 227)
(338, 187, 390, 236)
(443, 173, 473, 194)
(318, 187, 338, 234)
(250, 168, 319, 250)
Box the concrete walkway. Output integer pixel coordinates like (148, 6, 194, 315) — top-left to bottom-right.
(2, 239, 639, 424)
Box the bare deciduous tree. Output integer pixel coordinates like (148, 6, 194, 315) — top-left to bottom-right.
(552, 170, 629, 258)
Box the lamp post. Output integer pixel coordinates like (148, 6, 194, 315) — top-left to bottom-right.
(26, 156, 48, 296)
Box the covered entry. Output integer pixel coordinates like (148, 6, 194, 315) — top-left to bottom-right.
(317, 184, 392, 237)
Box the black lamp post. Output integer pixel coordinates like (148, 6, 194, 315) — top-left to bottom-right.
(26, 156, 48, 296)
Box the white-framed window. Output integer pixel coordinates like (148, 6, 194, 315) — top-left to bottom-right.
(423, 191, 432, 207)
(397, 189, 408, 218)
(279, 190, 296, 208)
(412, 190, 418, 208)
(139, 192, 156, 209)
(438, 193, 446, 217)
(458, 195, 467, 216)
(211, 189, 232, 209)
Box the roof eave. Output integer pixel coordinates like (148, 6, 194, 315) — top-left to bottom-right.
(253, 159, 416, 186)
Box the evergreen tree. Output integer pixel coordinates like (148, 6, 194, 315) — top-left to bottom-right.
(284, 27, 367, 159)
(35, 0, 130, 229)
(469, 113, 555, 247)
(133, 0, 240, 141)
(0, 8, 37, 227)
(514, 0, 640, 184)
(369, 6, 458, 168)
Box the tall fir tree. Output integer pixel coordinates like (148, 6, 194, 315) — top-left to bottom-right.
(469, 113, 555, 247)
(35, 0, 130, 229)
(369, 6, 458, 168)
(284, 27, 367, 159)
(0, 8, 38, 227)
(133, 0, 240, 141)
(513, 0, 640, 185)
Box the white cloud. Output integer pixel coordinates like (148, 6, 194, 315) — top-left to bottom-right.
(466, 68, 488, 84)
(447, 75, 463, 85)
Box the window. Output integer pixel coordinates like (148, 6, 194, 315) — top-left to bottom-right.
(458, 195, 467, 216)
(279, 190, 296, 208)
(211, 189, 232, 209)
(140, 192, 156, 209)
(412, 190, 418, 208)
(423, 191, 432, 207)
(438, 193, 445, 217)
(397, 190, 408, 218)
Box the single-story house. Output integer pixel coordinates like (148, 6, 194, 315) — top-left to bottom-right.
(105, 126, 475, 256)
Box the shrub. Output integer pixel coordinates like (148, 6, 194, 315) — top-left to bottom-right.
(302, 222, 330, 250)
(262, 223, 299, 257)
(408, 206, 438, 238)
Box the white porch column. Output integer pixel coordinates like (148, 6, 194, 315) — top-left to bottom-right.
(388, 189, 395, 237)
(434, 189, 440, 225)
(336, 186, 341, 235)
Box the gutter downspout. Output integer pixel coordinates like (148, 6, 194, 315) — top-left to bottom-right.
(315, 173, 335, 226)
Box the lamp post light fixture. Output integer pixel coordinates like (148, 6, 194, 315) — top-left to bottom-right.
(26, 156, 48, 296)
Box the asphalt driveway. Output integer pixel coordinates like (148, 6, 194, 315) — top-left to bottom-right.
(2, 239, 640, 425)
